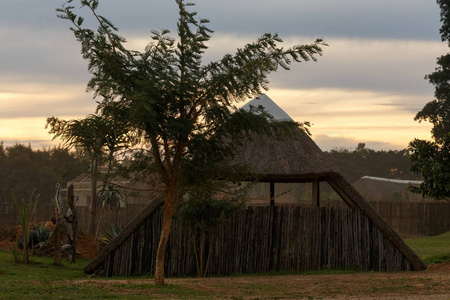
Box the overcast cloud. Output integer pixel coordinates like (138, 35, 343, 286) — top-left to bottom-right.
(0, 0, 446, 150)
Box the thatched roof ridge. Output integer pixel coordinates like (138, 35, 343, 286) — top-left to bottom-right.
(231, 126, 340, 182)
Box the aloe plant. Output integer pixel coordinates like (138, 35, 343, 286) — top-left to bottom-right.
(100, 223, 123, 246)
(33, 223, 53, 249)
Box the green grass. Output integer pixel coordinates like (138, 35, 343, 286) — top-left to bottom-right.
(0, 250, 88, 281)
(0, 232, 449, 299)
(0, 250, 210, 299)
(0, 250, 97, 299)
(405, 231, 450, 264)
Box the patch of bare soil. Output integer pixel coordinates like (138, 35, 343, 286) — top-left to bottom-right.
(79, 265, 450, 299)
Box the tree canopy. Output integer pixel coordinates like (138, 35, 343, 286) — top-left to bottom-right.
(46, 110, 136, 234)
(409, 0, 450, 200)
(325, 143, 420, 184)
(55, 0, 326, 284)
(0, 143, 87, 204)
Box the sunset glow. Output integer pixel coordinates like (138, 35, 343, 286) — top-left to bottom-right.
(0, 0, 443, 151)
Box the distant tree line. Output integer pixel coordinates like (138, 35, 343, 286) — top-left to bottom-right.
(323, 143, 421, 184)
(0, 141, 420, 204)
(0, 142, 88, 205)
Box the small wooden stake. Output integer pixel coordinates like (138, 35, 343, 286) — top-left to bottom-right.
(312, 180, 320, 207)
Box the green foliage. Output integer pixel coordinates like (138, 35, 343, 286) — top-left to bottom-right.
(179, 191, 243, 277)
(7, 244, 21, 264)
(437, 0, 450, 45)
(100, 223, 123, 246)
(55, 0, 325, 284)
(324, 143, 419, 183)
(95, 184, 127, 251)
(97, 184, 127, 211)
(0, 143, 87, 206)
(179, 195, 239, 232)
(46, 112, 135, 163)
(409, 1, 450, 200)
(11, 190, 38, 264)
(415, 53, 450, 143)
(33, 222, 53, 249)
(409, 135, 450, 199)
(54, 0, 325, 196)
(46, 112, 135, 234)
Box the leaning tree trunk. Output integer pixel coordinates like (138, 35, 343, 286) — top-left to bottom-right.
(154, 191, 176, 286)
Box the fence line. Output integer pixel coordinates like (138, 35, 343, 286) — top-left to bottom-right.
(99, 206, 412, 277)
(369, 201, 450, 236)
(2, 200, 449, 237)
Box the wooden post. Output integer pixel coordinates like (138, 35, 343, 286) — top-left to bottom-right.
(312, 179, 320, 207)
(65, 184, 78, 263)
(53, 183, 63, 265)
(270, 182, 275, 206)
(326, 179, 354, 207)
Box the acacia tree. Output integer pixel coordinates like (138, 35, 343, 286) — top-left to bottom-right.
(409, 0, 450, 200)
(56, 0, 325, 285)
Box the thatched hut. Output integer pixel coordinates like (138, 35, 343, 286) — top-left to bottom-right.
(232, 94, 425, 268)
(84, 94, 426, 277)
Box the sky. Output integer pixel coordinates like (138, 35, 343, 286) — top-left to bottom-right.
(0, 0, 447, 151)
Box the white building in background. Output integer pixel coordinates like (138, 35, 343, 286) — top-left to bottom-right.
(353, 176, 427, 202)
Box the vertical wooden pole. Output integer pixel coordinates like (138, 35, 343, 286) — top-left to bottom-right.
(53, 183, 63, 265)
(270, 182, 275, 206)
(312, 180, 320, 207)
(66, 184, 78, 263)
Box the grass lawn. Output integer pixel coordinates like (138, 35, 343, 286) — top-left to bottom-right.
(0, 231, 448, 299)
(405, 230, 450, 264)
(0, 250, 211, 299)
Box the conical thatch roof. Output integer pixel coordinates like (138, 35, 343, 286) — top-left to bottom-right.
(232, 126, 338, 182)
(233, 94, 339, 182)
(241, 93, 294, 122)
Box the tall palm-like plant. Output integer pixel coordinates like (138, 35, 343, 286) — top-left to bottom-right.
(46, 109, 135, 234)
(11, 190, 38, 264)
(95, 183, 127, 252)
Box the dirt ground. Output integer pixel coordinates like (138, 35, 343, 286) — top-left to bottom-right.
(79, 263, 450, 299)
(0, 221, 98, 259)
(1, 222, 449, 299)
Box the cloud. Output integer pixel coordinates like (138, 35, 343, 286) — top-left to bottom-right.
(267, 38, 446, 97)
(264, 88, 433, 150)
(3, 1, 441, 40)
(0, 27, 89, 85)
(89, 0, 442, 40)
(192, 0, 441, 40)
(0, 80, 96, 119)
(0, 0, 444, 150)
